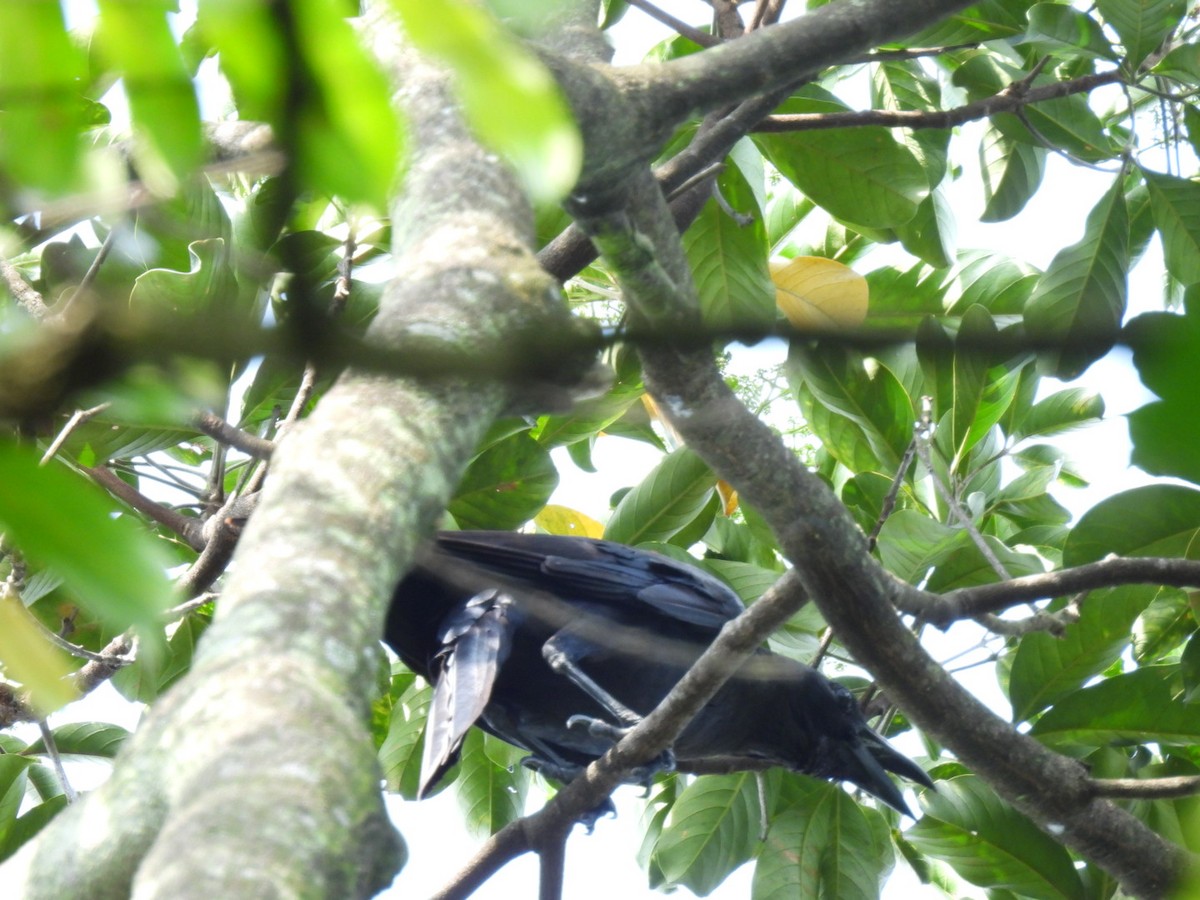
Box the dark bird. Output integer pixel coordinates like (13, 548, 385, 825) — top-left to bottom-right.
(385, 531, 932, 816)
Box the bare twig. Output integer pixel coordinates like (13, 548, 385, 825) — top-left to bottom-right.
(83, 465, 206, 551)
(627, 0, 718, 47)
(36, 720, 77, 804)
(40, 404, 113, 465)
(192, 411, 275, 460)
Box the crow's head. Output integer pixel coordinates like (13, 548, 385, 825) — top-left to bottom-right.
(792, 675, 933, 815)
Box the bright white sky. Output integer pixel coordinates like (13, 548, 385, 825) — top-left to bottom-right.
(27, 3, 1179, 899)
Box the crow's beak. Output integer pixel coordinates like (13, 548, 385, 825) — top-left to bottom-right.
(836, 732, 933, 816)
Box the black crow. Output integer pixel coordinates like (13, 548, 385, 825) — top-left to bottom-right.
(385, 531, 931, 815)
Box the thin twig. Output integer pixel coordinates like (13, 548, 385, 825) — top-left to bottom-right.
(193, 411, 275, 460)
(627, 0, 718, 47)
(36, 720, 77, 804)
(40, 404, 113, 466)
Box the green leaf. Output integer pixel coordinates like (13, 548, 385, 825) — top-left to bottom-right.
(455, 729, 527, 837)
(908, 776, 1084, 900)
(979, 125, 1046, 222)
(651, 772, 761, 896)
(391, 0, 581, 203)
(948, 251, 1040, 316)
(379, 679, 432, 798)
(0, 2, 87, 191)
(952, 55, 1113, 162)
(24, 722, 130, 759)
(96, 0, 203, 187)
(448, 431, 558, 530)
(755, 86, 928, 229)
(682, 144, 775, 331)
(0, 442, 170, 636)
(1143, 169, 1200, 286)
(1008, 585, 1153, 722)
(604, 447, 717, 544)
(1024, 174, 1128, 378)
(1031, 666, 1200, 750)
(1013, 388, 1104, 441)
(1097, 0, 1186, 68)
(787, 343, 915, 474)
(1133, 588, 1194, 663)
(1025, 4, 1117, 60)
(896, 185, 957, 268)
(1127, 294, 1200, 482)
(0, 789, 67, 864)
(200, 0, 403, 207)
(1063, 484, 1200, 566)
(753, 781, 893, 900)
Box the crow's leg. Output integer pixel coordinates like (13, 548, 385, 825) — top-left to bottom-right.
(542, 632, 642, 726)
(542, 632, 675, 789)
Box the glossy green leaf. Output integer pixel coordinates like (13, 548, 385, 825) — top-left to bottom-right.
(787, 343, 915, 473)
(1133, 588, 1194, 663)
(682, 144, 775, 330)
(755, 86, 928, 229)
(604, 447, 717, 544)
(1031, 666, 1199, 749)
(1127, 294, 1200, 482)
(1009, 585, 1153, 722)
(896, 185, 957, 268)
(0, 442, 170, 636)
(24, 722, 130, 759)
(979, 125, 1046, 222)
(1013, 388, 1104, 441)
(1143, 169, 1200, 286)
(753, 781, 893, 900)
(455, 729, 527, 837)
(651, 772, 761, 896)
(1024, 175, 1128, 378)
(908, 776, 1084, 900)
(948, 251, 1040, 315)
(379, 679, 432, 798)
(1063, 484, 1200, 566)
(96, 0, 203, 186)
(448, 431, 558, 530)
(391, 0, 580, 203)
(1097, 0, 1186, 68)
(1025, 4, 1117, 60)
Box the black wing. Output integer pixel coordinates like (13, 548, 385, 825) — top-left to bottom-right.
(431, 531, 745, 630)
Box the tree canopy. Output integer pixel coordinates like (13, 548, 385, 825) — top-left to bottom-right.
(2, 0, 1200, 898)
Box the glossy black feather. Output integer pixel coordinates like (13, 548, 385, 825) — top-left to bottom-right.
(385, 531, 932, 813)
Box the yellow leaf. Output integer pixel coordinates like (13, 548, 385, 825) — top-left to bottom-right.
(716, 480, 739, 516)
(0, 595, 79, 714)
(535, 504, 605, 539)
(771, 256, 868, 331)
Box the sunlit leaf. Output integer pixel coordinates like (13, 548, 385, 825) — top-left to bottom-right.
(534, 504, 605, 538)
(0, 597, 77, 714)
(1024, 175, 1128, 378)
(771, 256, 868, 332)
